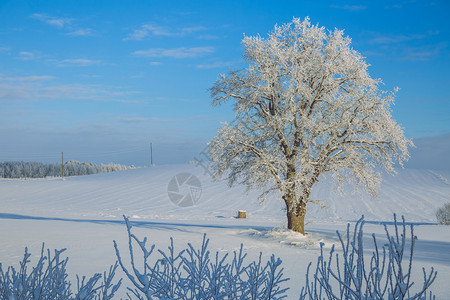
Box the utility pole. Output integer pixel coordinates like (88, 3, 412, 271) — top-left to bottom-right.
(150, 142, 153, 167)
(61, 151, 64, 180)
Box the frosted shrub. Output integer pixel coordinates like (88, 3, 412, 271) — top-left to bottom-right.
(436, 202, 450, 225)
(299, 215, 437, 299)
(114, 216, 289, 299)
(0, 244, 121, 299)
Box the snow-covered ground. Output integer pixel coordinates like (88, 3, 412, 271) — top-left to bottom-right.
(1, 164, 449, 298)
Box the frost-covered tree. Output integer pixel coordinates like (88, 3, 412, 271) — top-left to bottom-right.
(208, 17, 411, 234)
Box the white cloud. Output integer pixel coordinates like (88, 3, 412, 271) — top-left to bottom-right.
(31, 13, 92, 37)
(55, 58, 102, 67)
(0, 75, 54, 82)
(370, 33, 437, 45)
(124, 24, 208, 40)
(362, 50, 385, 57)
(181, 26, 208, 34)
(409, 97, 450, 103)
(385, 4, 403, 9)
(67, 29, 93, 36)
(82, 74, 103, 78)
(0, 80, 140, 103)
(133, 47, 214, 59)
(42, 84, 141, 102)
(125, 24, 173, 40)
(400, 46, 441, 61)
(198, 34, 219, 40)
(196, 61, 234, 69)
(18, 51, 38, 60)
(130, 72, 146, 79)
(31, 13, 72, 28)
(369, 30, 439, 45)
(116, 117, 153, 123)
(330, 4, 368, 11)
(116, 115, 217, 123)
(364, 31, 442, 61)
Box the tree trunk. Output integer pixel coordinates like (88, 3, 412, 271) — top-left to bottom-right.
(287, 203, 306, 235)
(283, 163, 309, 234)
(283, 189, 307, 235)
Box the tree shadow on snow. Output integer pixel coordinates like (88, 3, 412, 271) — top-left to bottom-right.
(0, 212, 271, 233)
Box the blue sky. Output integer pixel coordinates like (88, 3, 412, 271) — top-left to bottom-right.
(0, 0, 449, 166)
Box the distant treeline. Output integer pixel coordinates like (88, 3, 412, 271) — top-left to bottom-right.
(0, 160, 135, 179)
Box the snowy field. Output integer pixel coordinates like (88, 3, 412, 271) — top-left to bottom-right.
(1, 164, 449, 298)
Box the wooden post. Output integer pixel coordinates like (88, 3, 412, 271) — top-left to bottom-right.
(237, 210, 246, 219)
(61, 151, 64, 180)
(150, 142, 153, 166)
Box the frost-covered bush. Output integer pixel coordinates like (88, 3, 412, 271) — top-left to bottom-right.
(114, 216, 289, 299)
(436, 202, 450, 225)
(299, 215, 437, 299)
(0, 160, 135, 179)
(0, 244, 121, 299)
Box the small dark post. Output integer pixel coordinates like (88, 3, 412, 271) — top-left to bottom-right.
(150, 142, 153, 166)
(61, 151, 64, 180)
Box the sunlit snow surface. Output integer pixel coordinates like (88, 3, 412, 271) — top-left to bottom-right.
(1, 164, 449, 298)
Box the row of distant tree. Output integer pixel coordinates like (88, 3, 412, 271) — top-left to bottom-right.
(0, 160, 135, 179)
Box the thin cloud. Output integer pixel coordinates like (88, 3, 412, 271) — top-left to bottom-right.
(31, 13, 72, 28)
(385, 4, 403, 9)
(198, 34, 219, 40)
(409, 97, 450, 103)
(0, 75, 54, 82)
(363, 31, 442, 61)
(67, 29, 93, 36)
(133, 47, 214, 59)
(31, 13, 92, 37)
(130, 72, 146, 79)
(17, 51, 39, 60)
(196, 61, 235, 69)
(370, 31, 439, 44)
(42, 84, 141, 102)
(400, 46, 441, 61)
(330, 4, 368, 11)
(82, 74, 103, 78)
(0, 80, 141, 103)
(362, 50, 385, 57)
(125, 24, 173, 40)
(181, 26, 208, 34)
(371, 35, 415, 44)
(124, 24, 208, 40)
(116, 115, 218, 123)
(116, 117, 154, 123)
(54, 58, 102, 67)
